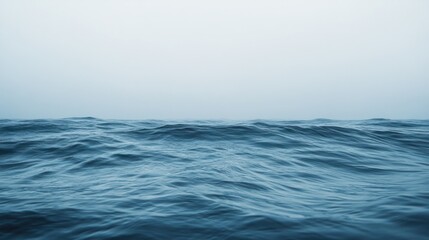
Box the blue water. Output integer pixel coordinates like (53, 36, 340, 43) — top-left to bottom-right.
(0, 118, 428, 240)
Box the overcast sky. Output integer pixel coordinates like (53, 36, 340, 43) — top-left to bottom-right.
(1, 0, 428, 120)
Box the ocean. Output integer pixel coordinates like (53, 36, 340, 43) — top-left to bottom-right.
(0, 118, 428, 239)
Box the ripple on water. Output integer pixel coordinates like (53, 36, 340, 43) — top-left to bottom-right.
(0, 119, 428, 239)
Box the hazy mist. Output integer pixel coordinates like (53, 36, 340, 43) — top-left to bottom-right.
(1, 0, 428, 119)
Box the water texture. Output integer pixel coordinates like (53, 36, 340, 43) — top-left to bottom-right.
(0, 118, 428, 240)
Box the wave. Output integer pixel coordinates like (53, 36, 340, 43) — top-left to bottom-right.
(0, 119, 428, 239)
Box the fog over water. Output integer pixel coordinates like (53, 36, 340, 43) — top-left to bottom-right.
(1, 2, 429, 239)
(0, 0, 428, 119)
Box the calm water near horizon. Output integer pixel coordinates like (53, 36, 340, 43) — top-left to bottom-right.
(0, 118, 428, 239)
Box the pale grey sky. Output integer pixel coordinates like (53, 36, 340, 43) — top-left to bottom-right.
(1, 0, 428, 119)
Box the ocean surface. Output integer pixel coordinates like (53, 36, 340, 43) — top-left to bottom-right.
(0, 118, 428, 240)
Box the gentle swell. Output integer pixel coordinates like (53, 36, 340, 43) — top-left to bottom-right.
(0, 119, 428, 239)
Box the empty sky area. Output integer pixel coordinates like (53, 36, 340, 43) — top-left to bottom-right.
(0, 0, 428, 119)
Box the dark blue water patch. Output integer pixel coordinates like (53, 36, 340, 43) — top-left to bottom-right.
(0, 119, 428, 240)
